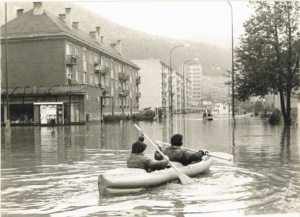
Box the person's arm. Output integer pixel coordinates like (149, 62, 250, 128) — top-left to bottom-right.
(182, 149, 204, 164)
(147, 158, 168, 172)
(154, 145, 164, 160)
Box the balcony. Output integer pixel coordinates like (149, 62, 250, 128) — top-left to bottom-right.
(98, 84, 110, 95)
(118, 72, 129, 81)
(66, 55, 78, 66)
(136, 91, 141, 98)
(119, 89, 129, 97)
(136, 76, 141, 85)
(95, 65, 109, 75)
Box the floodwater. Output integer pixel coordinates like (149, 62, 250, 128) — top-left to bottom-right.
(1, 114, 300, 217)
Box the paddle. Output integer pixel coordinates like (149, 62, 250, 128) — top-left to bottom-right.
(156, 141, 234, 164)
(134, 124, 194, 185)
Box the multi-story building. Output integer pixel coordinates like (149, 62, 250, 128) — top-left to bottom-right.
(173, 71, 184, 113)
(185, 78, 192, 112)
(187, 63, 203, 110)
(1, 2, 140, 125)
(131, 59, 170, 117)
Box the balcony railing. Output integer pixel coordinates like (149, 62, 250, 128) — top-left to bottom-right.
(66, 55, 79, 66)
(95, 65, 109, 75)
(136, 76, 141, 85)
(118, 72, 129, 81)
(119, 89, 129, 97)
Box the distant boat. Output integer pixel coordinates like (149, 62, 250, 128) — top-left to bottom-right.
(203, 112, 213, 121)
(206, 116, 213, 121)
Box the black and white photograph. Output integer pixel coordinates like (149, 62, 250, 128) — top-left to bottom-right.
(1, 1, 300, 216)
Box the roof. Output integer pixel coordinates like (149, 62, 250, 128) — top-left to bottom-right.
(0, 9, 139, 69)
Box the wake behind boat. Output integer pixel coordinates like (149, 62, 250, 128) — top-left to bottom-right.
(98, 156, 213, 196)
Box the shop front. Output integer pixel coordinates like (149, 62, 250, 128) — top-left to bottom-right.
(34, 102, 64, 125)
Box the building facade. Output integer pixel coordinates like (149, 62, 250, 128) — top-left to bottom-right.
(173, 71, 184, 113)
(1, 2, 140, 125)
(187, 63, 203, 110)
(131, 59, 170, 117)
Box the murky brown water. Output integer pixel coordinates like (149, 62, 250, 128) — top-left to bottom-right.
(1, 114, 300, 216)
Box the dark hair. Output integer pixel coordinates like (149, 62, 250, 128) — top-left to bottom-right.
(132, 141, 147, 154)
(138, 136, 144, 142)
(170, 134, 183, 146)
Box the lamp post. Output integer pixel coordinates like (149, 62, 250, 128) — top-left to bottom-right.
(182, 57, 199, 113)
(227, 0, 235, 122)
(169, 43, 189, 116)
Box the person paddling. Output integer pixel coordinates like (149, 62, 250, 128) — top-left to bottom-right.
(127, 136, 169, 172)
(155, 134, 207, 166)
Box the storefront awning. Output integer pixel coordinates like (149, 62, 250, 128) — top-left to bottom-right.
(1, 84, 87, 96)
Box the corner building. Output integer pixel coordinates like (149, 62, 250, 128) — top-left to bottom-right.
(1, 2, 140, 125)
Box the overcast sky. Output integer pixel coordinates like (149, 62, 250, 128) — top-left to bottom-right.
(75, 1, 254, 47)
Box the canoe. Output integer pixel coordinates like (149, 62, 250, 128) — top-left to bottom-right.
(98, 156, 213, 196)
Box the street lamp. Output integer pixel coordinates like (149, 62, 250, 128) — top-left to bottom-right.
(182, 57, 199, 113)
(227, 0, 235, 122)
(169, 43, 189, 116)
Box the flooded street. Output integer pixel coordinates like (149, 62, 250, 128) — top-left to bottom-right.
(1, 114, 300, 217)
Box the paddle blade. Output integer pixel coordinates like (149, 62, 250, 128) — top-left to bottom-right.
(177, 171, 194, 184)
(169, 161, 194, 184)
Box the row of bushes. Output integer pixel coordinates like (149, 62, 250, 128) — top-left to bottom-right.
(103, 110, 156, 122)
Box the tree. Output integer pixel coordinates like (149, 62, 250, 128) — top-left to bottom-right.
(235, 1, 300, 125)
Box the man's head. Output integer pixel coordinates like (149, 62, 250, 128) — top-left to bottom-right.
(132, 141, 147, 154)
(170, 134, 183, 147)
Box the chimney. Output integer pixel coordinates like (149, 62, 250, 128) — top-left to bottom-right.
(101, 36, 104, 43)
(65, 8, 72, 28)
(110, 43, 117, 49)
(33, 2, 43, 15)
(96, 26, 101, 43)
(116, 39, 122, 55)
(89, 31, 96, 39)
(16, 9, 24, 17)
(59, 14, 66, 23)
(72, 21, 79, 29)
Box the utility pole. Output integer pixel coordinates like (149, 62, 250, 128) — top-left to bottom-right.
(227, 0, 235, 122)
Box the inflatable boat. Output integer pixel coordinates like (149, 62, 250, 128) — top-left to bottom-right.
(98, 157, 213, 196)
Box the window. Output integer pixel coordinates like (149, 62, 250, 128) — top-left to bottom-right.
(95, 75, 99, 85)
(66, 68, 72, 79)
(66, 43, 71, 55)
(119, 64, 122, 73)
(111, 84, 114, 95)
(74, 46, 79, 57)
(110, 63, 114, 79)
(90, 73, 94, 84)
(83, 72, 86, 83)
(83, 49, 87, 72)
(75, 69, 79, 81)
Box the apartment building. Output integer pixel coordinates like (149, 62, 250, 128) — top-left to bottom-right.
(131, 59, 170, 117)
(1, 2, 140, 125)
(187, 63, 203, 109)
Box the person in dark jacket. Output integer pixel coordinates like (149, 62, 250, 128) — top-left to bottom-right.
(127, 139, 169, 172)
(155, 134, 206, 166)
